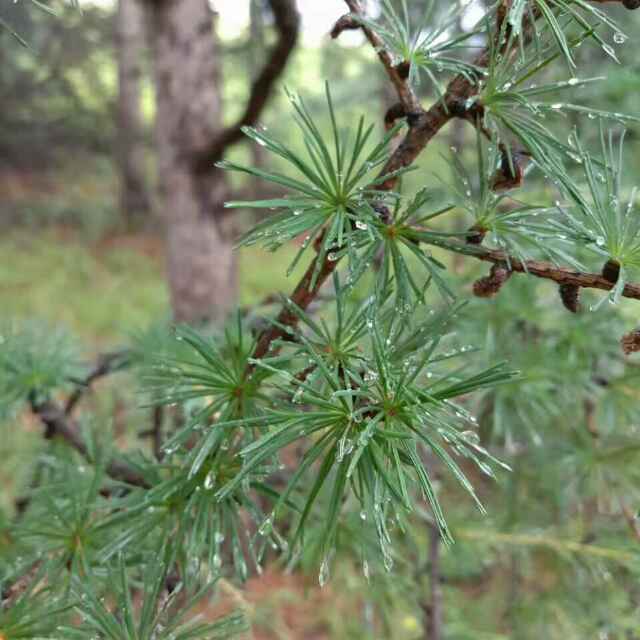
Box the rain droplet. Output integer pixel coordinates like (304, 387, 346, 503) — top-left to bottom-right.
(204, 471, 216, 490)
(319, 558, 330, 587)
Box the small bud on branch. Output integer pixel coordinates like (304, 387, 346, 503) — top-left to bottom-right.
(473, 263, 512, 298)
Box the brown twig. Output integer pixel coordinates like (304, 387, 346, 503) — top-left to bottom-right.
(621, 503, 640, 543)
(1, 561, 42, 608)
(194, 0, 300, 172)
(30, 397, 149, 488)
(418, 236, 640, 300)
(65, 350, 130, 416)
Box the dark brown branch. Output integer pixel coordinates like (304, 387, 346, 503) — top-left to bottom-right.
(419, 236, 640, 300)
(330, 13, 360, 39)
(30, 397, 149, 488)
(250, 252, 340, 363)
(65, 350, 130, 415)
(194, 0, 300, 172)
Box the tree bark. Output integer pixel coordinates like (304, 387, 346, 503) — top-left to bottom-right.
(149, 0, 235, 324)
(116, 0, 151, 227)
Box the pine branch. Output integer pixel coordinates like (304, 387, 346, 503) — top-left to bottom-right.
(417, 235, 640, 301)
(194, 0, 300, 172)
(335, 1, 421, 113)
(246, 0, 640, 380)
(246, 1, 490, 364)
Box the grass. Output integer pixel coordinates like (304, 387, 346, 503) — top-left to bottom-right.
(0, 229, 308, 345)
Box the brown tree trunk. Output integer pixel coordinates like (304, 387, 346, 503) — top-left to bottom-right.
(149, 0, 236, 324)
(116, 0, 151, 227)
(249, 0, 266, 176)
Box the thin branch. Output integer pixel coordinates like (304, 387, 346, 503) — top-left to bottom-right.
(0, 561, 42, 609)
(251, 250, 340, 362)
(65, 350, 130, 415)
(194, 0, 300, 172)
(30, 397, 149, 488)
(418, 235, 640, 300)
(620, 503, 640, 543)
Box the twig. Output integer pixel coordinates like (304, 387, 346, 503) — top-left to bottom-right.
(248, 0, 640, 382)
(418, 236, 640, 300)
(194, 0, 300, 172)
(65, 350, 130, 415)
(1, 561, 42, 609)
(30, 397, 149, 488)
(620, 501, 640, 543)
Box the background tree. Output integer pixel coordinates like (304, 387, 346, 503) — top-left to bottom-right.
(145, 0, 299, 324)
(116, 0, 151, 226)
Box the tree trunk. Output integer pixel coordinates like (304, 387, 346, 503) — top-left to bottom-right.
(249, 0, 266, 174)
(149, 0, 236, 324)
(116, 0, 151, 227)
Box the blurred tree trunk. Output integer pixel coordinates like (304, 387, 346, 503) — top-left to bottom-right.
(116, 0, 151, 227)
(249, 0, 266, 175)
(149, 0, 235, 324)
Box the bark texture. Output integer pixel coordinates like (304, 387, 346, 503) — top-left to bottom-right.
(146, 0, 298, 325)
(150, 0, 235, 324)
(116, 0, 151, 226)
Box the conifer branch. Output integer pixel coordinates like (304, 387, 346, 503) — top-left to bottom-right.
(417, 236, 640, 300)
(338, 1, 422, 113)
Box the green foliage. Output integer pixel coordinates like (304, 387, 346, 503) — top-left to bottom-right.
(60, 550, 248, 640)
(555, 128, 640, 304)
(355, 0, 479, 91)
(221, 85, 406, 286)
(0, 320, 80, 417)
(440, 132, 568, 264)
(0, 569, 71, 639)
(506, 0, 623, 68)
